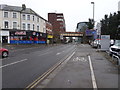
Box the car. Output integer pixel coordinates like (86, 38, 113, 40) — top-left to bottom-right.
(109, 40, 120, 65)
(0, 48, 9, 58)
(91, 39, 101, 48)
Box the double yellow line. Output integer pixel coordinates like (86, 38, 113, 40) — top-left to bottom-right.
(25, 49, 76, 90)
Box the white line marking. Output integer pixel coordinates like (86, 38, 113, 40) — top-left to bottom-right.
(0, 59, 28, 69)
(88, 55, 97, 90)
(38, 51, 53, 56)
(56, 53, 61, 55)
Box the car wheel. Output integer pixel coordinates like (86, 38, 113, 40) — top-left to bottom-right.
(2, 51, 8, 58)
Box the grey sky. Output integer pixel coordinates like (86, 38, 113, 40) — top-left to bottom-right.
(0, 0, 120, 31)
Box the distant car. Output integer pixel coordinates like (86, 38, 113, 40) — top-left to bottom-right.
(0, 48, 9, 58)
(91, 39, 101, 48)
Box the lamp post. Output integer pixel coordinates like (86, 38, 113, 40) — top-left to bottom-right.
(91, 2, 95, 26)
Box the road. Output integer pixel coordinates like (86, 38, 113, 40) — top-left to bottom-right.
(2, 44, 76, 88)
(1, 44, 119, 89)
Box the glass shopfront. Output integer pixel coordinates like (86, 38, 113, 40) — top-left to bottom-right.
(10, 30, 47, 44)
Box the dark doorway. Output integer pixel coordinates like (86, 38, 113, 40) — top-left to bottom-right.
(2, 36, 8, 43)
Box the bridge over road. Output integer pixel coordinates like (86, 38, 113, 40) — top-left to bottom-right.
(60, 32, 83, 37)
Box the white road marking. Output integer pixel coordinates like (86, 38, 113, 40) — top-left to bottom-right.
(38, 51, 53, 56)
(0, 59, 28, 69)
(88, 55, 98, 90)
(56, 53, 61, 55)
(73, 57, 87, 62)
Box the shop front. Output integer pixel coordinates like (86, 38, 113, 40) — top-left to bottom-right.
(47, 34, 53, 44)
(33, 32, 47, 44)
(0, 30, 10, 43)
(10, 30, 47, 44)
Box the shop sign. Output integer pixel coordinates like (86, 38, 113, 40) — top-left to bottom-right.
(15, 31, 26, 35)
(33, 32, 36, 35)
(48, 35, 53, 38)
(40, 33, 42, 36)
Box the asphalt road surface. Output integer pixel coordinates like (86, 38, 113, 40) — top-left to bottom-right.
(2, 44, 76, 88)
(1, 44, 119, 89)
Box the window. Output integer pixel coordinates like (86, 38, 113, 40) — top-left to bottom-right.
(22, 23, 26, 30)
(27, 15, 30, 20)
(33, 24, 35, 31)
(22, 14, 26, 20)
(13, 13, 17, 18)
(4, 12, 8, 18)
(57, 18, 63, 21)
(37, 26, 39, 31)
(4, 21, 9, 28)
(37, 17, 39, 22)
(27, 24, 30, 30)
(33, 16, 34, 21)
(57, 15, 63, 17)
(13, 22, 17, 29)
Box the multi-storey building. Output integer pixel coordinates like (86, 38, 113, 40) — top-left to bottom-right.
(0, 4, 52, 44)
(48, 13, 66, 42)
(46, 21, 53, 44)
(76, 22, 88, 43)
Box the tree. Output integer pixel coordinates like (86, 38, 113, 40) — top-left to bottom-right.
(100, 12, 120, 39)
(87, 18, 94, 29)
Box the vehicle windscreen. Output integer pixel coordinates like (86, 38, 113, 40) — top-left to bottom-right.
(115, 40, 120, 46)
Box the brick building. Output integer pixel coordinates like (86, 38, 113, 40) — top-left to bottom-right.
(48, 13, 66, 42)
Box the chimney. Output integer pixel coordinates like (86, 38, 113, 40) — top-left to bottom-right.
(22, 4, 26, 10)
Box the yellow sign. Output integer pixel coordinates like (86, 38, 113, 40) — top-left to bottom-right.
(48, 35, 53, 38)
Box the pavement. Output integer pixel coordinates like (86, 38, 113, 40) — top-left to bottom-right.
(35, 44, 119, 89)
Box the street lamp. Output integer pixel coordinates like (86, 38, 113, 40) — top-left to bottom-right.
(91, 2, 95, 26)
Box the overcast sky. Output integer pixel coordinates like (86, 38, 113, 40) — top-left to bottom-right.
(0, 0, 120, 31)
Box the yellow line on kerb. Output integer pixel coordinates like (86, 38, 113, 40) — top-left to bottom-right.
(25, 61, 62, 90)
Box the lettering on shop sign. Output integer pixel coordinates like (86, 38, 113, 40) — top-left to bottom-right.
(15, 31, 26, 35)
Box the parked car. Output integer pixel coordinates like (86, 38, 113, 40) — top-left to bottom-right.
(0, 48, 9, 58)
(91, 39, 101, 48)
(109, 40, 120, 65)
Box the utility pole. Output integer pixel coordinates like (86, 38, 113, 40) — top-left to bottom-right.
(91, 2, 95, 26)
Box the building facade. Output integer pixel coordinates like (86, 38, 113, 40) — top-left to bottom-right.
(0, 4, 52, 44)
(46, 21, 53, 44)
(48, 13, 66, 43)
(76, 22, 88, 43)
